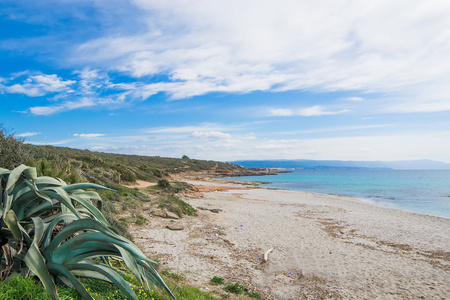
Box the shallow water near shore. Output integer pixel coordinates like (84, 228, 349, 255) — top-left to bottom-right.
(222, 169, 450, 218)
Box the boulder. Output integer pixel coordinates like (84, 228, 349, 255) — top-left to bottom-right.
(166, 211, 180, 219)
(166, 224, 184, 231)
(150, 208, 167, 218)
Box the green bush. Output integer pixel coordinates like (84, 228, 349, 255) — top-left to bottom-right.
(0, 125, 31, 170)
(157, 195, 197, 217)
(157, 178, 170, 189)
(224, 283, 245, 294)
(210, 276, 224, 285)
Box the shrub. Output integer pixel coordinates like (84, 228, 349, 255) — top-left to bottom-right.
(210, 276, 224, 285)
(157, 178, 170, 189)
(0, 125, 31, 170)
(224, 283, 245, 294)
(157, 195, 197, 217)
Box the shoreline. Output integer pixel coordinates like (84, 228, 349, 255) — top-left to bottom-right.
(215, 174, 450, 220)
(131, 177, 450, 299)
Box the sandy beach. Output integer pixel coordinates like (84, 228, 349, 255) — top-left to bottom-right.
(130, 178, 450, 299)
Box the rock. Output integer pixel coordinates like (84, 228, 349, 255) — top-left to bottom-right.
(210, 208, 222, 213)
(166, 211, 180, 219)
(166, 224, 184, 231)
(197, 206, 210, 211)
(150, 208, 167, 218)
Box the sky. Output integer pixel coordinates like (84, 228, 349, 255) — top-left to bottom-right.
(1, 0, 450, 163)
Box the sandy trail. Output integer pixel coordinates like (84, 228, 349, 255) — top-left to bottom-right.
(130, 179, 450, 299)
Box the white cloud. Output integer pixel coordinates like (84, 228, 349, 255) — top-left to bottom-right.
(146, 123, 226, 134)
(74, 133, 106, 138)
(29, 97, 97, 115)
(269, 109, 293, 117)
(16, 132, 41, 137)
(346, 97, 364, 102)
(190, 131, 232, 139)
(67, 0, 450, 112)
(269, 106, 349, 117)
(6, 74, 75, 97)
(278, 124, 395, 135)
(28, 93, 128, 116)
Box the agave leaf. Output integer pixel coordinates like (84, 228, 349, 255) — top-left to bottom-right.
(51, 232, 126, 264)
(47, 262, 94, 300)
(43, 219, 119, 260)
(70, 194, 109, 226)
(31, 217, 45, 246)
(5, 165, 29, 195)
(22, 167, 38, 179)
(4, 210, 22, 239)
(40, 188, 81, 219)
(42, 213, 79, 250)
(64, 262, 138, 300)
(24, 178, 54, 203)
(63, 183, 113, 192)
(69, 270, 112, 283)
(35, 176, 66, 187)
(136, 260, 175, 298)
(116, 245, 143, 286)
(25, 202, 61, 219)
(23, 243, 59, 300)
(70, 190, 102, 201)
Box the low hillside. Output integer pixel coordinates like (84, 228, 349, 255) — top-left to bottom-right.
(22, 144, 243, 186)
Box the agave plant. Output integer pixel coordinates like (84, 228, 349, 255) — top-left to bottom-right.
(0, 165, 174, 299)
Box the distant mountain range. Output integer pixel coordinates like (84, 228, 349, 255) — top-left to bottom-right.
(230, 159, 450, 170)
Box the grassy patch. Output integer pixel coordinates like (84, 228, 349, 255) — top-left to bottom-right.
(161, 269, 185, 282)
(246, 291, 263, 299)
(156, 194, 197, 217)
(223, 283, 245, 294)
(210, 276, 224, 285)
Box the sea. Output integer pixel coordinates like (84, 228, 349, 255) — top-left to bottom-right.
(221, 169, 450, 219)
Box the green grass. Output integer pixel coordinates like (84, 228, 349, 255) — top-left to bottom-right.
(0, 274, 220, 300)
(223, 283, 245, 294)
(246, 291, 263, 299)
(156, 194, 197, 217)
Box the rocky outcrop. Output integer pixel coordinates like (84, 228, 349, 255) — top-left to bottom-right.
(150, 208, 180, 219)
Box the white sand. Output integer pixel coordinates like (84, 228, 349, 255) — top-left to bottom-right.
(131, 180, 450, 299)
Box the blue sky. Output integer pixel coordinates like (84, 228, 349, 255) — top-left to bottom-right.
(1, 0, 450, 162)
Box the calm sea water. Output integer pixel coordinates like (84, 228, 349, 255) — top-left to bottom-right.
(222, 169, 450, 219)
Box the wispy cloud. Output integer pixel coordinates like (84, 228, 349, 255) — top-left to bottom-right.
(3, 73, 75, 97)
(29, 97, 98, 116)
(66, 0, 450, 112)
(269, 106, 349, 117)
(278, 124, 396, 135)
(74, 133, 106, 138)
(346, 97, 364, 102)
(16, 132, 41, 137)
(146, 123, 227, 134)
(190, 131, 232, 140)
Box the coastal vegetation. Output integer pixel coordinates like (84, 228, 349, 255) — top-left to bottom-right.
(0, 126, 255, 299)
(0, 164, 174, 299)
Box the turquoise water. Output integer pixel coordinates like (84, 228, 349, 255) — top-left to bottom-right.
(222, 169, 450, 219)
